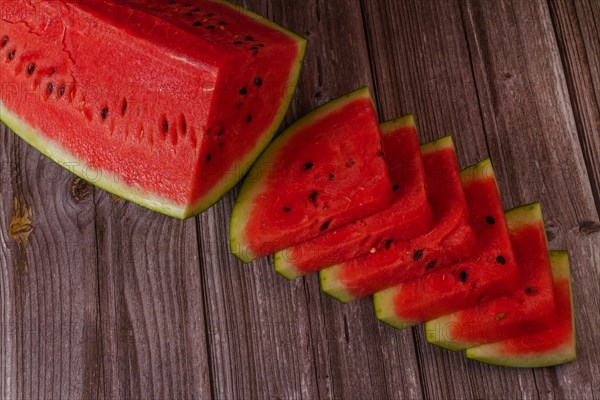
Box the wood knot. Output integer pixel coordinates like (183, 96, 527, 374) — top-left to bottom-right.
(70, 177, 91, 203)
(9, 197, 32, 243)
(579, 220, 600, 235)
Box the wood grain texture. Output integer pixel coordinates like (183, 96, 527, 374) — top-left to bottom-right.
(1, 0, 599, 399)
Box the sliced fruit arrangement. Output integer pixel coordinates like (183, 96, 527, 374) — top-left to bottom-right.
(230, 89, 576, 368)
(230, 88, 394, 262)
(320, 137, 478, 303)
(0, 0, 306, 218)
(274, 115, 434, 280)
(373, 159, 521, 328)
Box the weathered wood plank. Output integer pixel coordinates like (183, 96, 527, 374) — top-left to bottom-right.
(461, 0, 600, 398)
(94, 196, 212, 399)
(0, 124, 102, 399)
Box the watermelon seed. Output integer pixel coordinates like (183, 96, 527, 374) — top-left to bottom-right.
(426, 260, 437, 270)
(309, 191, 318, 203)
(59, 85, 66, 97)
(184, 3, 191, 6)
(254, 77, 262, 87)
(496, 312, 506, 321)
(162, 118, 169, 134)
(27, 64, 35, 75)
(168, 1, 175, 4)
(216, 129, 223, 136)
(257, 44, 265, 47)
(240, 87, 247, 95)
(459, 270, 468, 282)
(101, 107, 108, 119)
(283, 207, 292, 213)
(304, 162, 314, 170)
(184, 12, 193, 17)
(496, 255, 506, 265)
(192, 8, 201, 12)
(193, 21, 202, 26)
(385, 240, 393, 250)
(525, 287, 536, 295)
(206, 153, 211, 163)
(233, 41, 243, 45)
(392, 185, 399, 191)
(121, 98, 127, 115)
(249, 46, 258, 51)
(206, 25, 215, 30)
(486, 215, 496, 225)
(245, 35, 254, 41)
(1, 37, 7, 48)
(7, 50, 15, 61)
(328, 173, 334, 180)
(320, 220, 332, 231)
(346, 159, 355, 168)
(47, 83, 54, 94)
(413, 249, 423, 260)
(207, 13, 215, 17)
(247, 115, 253, 123)
(219, 21, 226, 25)
(218, 141, 224, 147)
(180, 115, 187, 134)
(378, 151, 385, 159)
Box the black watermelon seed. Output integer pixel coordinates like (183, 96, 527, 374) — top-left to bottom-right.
(525, 287, 536, 295)
(245, 35, 254, 41)
(168, 1, 175, 4)
(206, 25, 215, 30)
(497, 255, 506, 265)
(184, 12, 193, 17)
(59, 85, 66, 97)
(459, 270, 468, 282)
(392, 184, 399, 191)
(486, 215, 496, 225)
(216, 129, 223, 136)
(249, 46, 258, 51)
(47, 83, 54, 94)
(101, 107, 108, 119)
(378, 151, 385, 159)
(257, 44, 265, 47)
(206, 153, 211, 163)
(328, 173, 334, 180)
(320, 220, 331, 231)
(251, 50, 258, 57)
(8, 50, 15, 60)
(385, 240, 393, 250)
(27, 64, 35, 75)
(426, 260, 437, 270)
(309, 191, 318, 203)
(413, 249, 423, 260)
(283, 207, 292, 213)
(247, 115, 252, 123)
(184, 3, 191, 6)
(304, 162, 314, 170)
(1, 37, 8, 48)
(219, 21, 226, 25)
(240, 87, 247, 95)
(122, 98, 127, 114)
(233, 41, 243, 45)
(206, 13, 215, 17)
(218, 141, 224, 147)
(254, 77, 263, 87)
(192, 8, 200, 12)
(163, 119, 169, 134)
(193, 21, 202, 26)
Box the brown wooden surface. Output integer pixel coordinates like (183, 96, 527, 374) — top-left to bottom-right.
(1, 0, 599, 398)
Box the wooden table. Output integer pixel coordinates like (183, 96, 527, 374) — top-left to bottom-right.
(1, 0, 599, 398)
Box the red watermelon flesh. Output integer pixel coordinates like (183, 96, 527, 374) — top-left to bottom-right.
(230, 88, 394, 263)
(374, 159, 521, 329)
(426, 203, 556, 350)
(466, 251, 576, 368)
(274, 115, 434, 279)
(0, 0, 306, 218)
(320, 136, 477, 302)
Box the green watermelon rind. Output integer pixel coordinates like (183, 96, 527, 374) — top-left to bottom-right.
(0, 3, 307, 220)
(321, 135, 455, 304)
(274, 114, 417, 281)
(466, 251, 576, 368)
(230, 87, 373, 263)
(374, 286, 419, 330)
(425, 202, 545, 352)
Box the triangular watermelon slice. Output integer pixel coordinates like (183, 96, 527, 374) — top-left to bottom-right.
(230, 88, 393, 262)
(274, 115, 433, 279)
(320, 136, 477, 302)
(466, 251, 576, 368)
(374, 159, 521, 328)
(425, 203, 556, 351)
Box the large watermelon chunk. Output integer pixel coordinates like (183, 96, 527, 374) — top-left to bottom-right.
(467, 251, 576, 368)
(374, 159, 521, 329)
(320, 136, 476, 302)
(274, 115, 433, 279)
(230, 88, 394, 263)
(0, 0, 306, 218)
(426, 203, 556, 351)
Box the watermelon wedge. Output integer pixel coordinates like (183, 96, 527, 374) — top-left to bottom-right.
(425, 203, 556, 350)
(0, 0, 306, 218)
(466, 251, 576, 368)
(320, 136, 476, 302)
(230, 88, 394, 263)
(374, 159, 521, 329)
(274, 115, 433, 279)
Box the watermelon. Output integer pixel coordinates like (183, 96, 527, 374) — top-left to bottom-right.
(274, 115, 433, 280)
(0, 0, 306, 218)
(230, 88, 394, 263)
(320, 136, 477, 303)
(467, 251, 576, 368)
(374, 159, 521, 329)
(426, 203, 556, 351)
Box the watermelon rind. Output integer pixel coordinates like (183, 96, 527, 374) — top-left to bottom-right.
(230, 87, 373, 263)
(374, 286, 419, 330)
(273, 114, 416, 280)
(425, 202, 545, 351)
(0, 2, 307, 220)
(466, 251, 576, 368)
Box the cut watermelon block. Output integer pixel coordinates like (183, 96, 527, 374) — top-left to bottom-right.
(374, 159, 521, 328)
(274, 115, 433, 280)
(466, 251, 576, 368)
(320, 136, 476, 302)
(0, 0, 306, 218)
(230, 88, 394, 263)
(425, 203, 556, 351)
